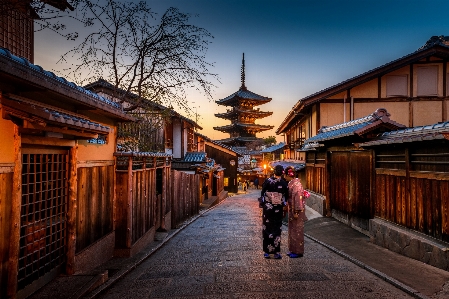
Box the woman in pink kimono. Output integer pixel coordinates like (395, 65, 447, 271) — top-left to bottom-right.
(284, 166, 310, 258)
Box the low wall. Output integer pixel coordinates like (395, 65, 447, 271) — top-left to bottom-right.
(75, 231, 115, 273)
(332, 209, 370, 236)
(114, 226, 156, 258)
(305, 190, 325, 216)
(370, 217, 449, 271)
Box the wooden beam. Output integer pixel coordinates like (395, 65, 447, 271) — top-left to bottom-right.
(378, 77, 382, 99)
(126, 156, 133, 248)
(66, 143, 78, 275)
(21, 135, 76, 147)
(22, 121, 99, 139)
(7, 125, 21, 298)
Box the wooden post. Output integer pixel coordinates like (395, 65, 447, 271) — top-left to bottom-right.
(66, 143, 78, 275)
(160, 166, 167, 231)
(7, 125, 21, 299)
(126, 156, 133, 248)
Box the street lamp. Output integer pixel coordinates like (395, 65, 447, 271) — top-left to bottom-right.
(263, 164, 267, 176)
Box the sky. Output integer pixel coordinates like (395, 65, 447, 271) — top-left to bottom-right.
(34, 0, 449, 142)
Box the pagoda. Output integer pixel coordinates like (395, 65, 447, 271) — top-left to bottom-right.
(214, 54, 274, 146)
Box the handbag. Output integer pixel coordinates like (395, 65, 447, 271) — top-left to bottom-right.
(265, 191, 283, 205)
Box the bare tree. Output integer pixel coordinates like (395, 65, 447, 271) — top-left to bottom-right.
(58, 0, 218, 114)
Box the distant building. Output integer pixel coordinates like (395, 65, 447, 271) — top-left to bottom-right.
(214, 53, 273, 146)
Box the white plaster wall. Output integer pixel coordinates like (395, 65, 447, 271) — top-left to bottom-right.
(173, 120, 182, 159)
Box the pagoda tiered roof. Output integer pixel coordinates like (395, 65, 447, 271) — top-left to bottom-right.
(214, 107, 273, 119)
(214, 136, 263, 145)
(215, 86, 272, 107)
(213, 122, 274, 133)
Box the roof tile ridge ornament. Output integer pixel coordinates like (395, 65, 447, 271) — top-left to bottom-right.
(240, 53, 247, 91)
(419, 35, 449, 50)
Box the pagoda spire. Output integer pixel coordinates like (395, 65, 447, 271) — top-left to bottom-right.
(240, 53, 246, 90)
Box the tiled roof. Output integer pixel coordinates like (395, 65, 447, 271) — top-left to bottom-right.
(194, 132, 241, 156)
(214, 136, 262, 145)
(85, 78, 202, 129)
(216, 87, 271, 106)
(360, 121, 449, 147)
(260, 142, 285, 153)
(213, 123, 274, 131)
(276, 36, 449, 134)
(303, 108, 405, 146)
(183, 152, 208, 163)
(114, 152, 172, 158)
(215, 107, 273, 119)
(0, 48, 122, 110)
(269, 160, 305, 172)
(2, 96, 110, 134)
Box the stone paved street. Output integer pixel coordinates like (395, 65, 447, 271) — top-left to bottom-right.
(95, 189, 414, 299)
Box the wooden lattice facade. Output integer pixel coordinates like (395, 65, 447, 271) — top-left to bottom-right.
(0, 1, 34, 62)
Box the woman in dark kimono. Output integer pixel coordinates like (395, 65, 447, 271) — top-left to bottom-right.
(284, 166, 310, 258)
(260, 165, 288, 259)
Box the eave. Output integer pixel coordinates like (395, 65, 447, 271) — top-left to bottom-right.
(277, 44, 449, 134)
(0, 48, 135, 122)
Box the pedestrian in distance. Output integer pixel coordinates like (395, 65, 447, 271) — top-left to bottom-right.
(254, 177, 259, 189)
(284, 166, 310, 258)
(242, 180, 247, 193)
(260, 165, 288, 259)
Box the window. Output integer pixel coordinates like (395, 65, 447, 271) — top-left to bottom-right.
(417, 66, 438, 96)
(386, 75, 408, 97)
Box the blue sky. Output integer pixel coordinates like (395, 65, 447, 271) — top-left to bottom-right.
(35, 0, 449, 141)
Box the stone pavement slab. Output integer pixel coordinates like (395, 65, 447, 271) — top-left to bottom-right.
(29, 189, 449, 299)
(91, 189, 417, 299)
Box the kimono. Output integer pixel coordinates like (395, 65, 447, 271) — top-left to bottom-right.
(260, 176, 288, 254)
(287, 178, 306, 255)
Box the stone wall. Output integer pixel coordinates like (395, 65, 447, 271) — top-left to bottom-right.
(331, 209, 370, 236)
(370, 217, 449, 271)
(305, 191, 324, 216)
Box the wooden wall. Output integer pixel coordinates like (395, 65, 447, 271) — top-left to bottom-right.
(305, 150, 326, 194)
(0, 171, 13, 299)
(374, 142, 449, 242)
(115, 168, 155, 248)
(170, 170, 200, 228)
(330, 151, 372, 219)
(76, 165, 114, 253)
(115, 155, 172, 249)
(205, 145, 238, 193)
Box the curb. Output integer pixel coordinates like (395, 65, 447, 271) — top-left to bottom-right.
(304, 233, 431, 299)
(83, 197, 228, 299)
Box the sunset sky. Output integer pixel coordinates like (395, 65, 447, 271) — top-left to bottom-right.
(34, 0, 449, 143)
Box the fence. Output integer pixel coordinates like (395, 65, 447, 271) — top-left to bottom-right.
(374, 145, 449, 242)
(170, 170, 201, 228)
(114, 152, 201, 254)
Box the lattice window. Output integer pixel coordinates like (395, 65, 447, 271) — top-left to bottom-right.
(0, 3, 34, 62)
(18, 148, 69, 290)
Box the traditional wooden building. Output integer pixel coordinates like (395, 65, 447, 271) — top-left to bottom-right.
(360, 121, 449, 271)
(302, 108, 405, 230)
(260, 142, 286, 162)
(214, 53, 273, 146)
(0, 47, 134, 298)
(195, 132, 240, 193)
(171, 152, 225, 204)
(85, 78, 202, 159)
(277, 35, 449, 160)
